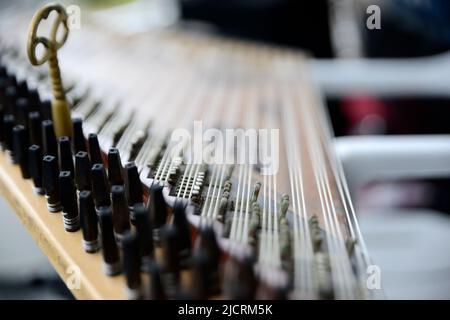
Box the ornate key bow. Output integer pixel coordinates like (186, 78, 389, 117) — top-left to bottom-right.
(27, 3, 73, 138)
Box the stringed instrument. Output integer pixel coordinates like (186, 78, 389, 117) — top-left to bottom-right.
(0, 2, 376, 300)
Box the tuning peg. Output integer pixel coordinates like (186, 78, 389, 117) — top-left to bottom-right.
(59, 171, 80, 232)
(72, 118, 86, 153)
(172, 203, 191, 262)
(108, 148, 124, 186)
(223, 256, 256, 300)
(160, 225, 180, 297)
(91, 163, 110, 211)
(58, 136, 74, 177)
(111, 185, 131, 243)
(42, 155, 61, 212)
(28, 144, 44, 195)
(78, 190, 99, 253)
(74, 151, 91, 192)
(12, 124, 30, 179)
(98, 206, 121, 276)
(88, 133, 103, 166)
(3, 114, 16, 162)
(148, 184, 169, 243)
(133, 203, 154, 263)
(146, 259, 166, 300)
(42, 120, 58, 158)
(121, 231, 143, 300)
(28, 111, 42, 147)
(125, 162, 143, 222)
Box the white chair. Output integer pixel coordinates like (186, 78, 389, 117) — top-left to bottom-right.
(335, 135, 450, 299)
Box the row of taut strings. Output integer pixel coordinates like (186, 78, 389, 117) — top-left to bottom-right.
(281, 74, 372, 299)
(0, 4, 374, 299)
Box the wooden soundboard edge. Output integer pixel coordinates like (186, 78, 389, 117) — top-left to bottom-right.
(0, 152, 126, 300)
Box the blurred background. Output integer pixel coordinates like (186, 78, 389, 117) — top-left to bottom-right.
(1, 0, 449, 299)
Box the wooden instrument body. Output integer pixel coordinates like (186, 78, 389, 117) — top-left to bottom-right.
(0, 4, 373, 299)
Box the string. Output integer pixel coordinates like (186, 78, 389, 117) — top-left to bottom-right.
(303, 73, 372, 297)
(298, 83, 355, 299)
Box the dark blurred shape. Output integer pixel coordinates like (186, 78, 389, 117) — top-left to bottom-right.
(79, 190, 99, 253)
(42, 120, 58, 159)
(108, 148, 124, 186)
(13, 124, 30, 179)
(88, 133, 103, 166)
(72, 118, 86, 154)
(111, 185, 131, 241)
(91, 163, 111, 209)
(75, 151, 92, 192)
(99, 206, 121, 276)
(121, 231, 143, 300)
(28, 144, 44, 195)
(180, 0, 333, 58)
(58, 136, 74, 177)
(363, 0, 450, 57)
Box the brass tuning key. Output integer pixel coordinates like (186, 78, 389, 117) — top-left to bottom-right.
(27, 3, 73, 138)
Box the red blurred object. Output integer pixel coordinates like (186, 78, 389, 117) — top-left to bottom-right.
(341, 95, 390, 135)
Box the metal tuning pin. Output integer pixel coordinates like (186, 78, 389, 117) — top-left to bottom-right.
(72, 118, 86, 153)
(111, 185, 131, 244)
(98, 206, 121, 276)
(133, 203, 154, 266)
(108, 148, 124, 186)
(91, 163, 110, 212)
(27, 3, 73, 138)
(88, 133, 103, 166)
(42, 120, 58, 158)
(121, 231, 143, 300)
(125, 162, 143, 222)
(42, 155, 61, 212)
(28, 111, 42, 147)
(250, 182, 261, 203)
(12, 125, 30, 179)
(28, 144, 44, 195)
(279, 194, 289, 218)
(148, 184, 169, 243)
(59, 171, 80, 232)
(74, 151, 91, 192)
(78, 190, 99, 253)
(58, 136, 74, 177)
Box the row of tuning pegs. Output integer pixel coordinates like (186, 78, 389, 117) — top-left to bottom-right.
(0, 48, 262, 300)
